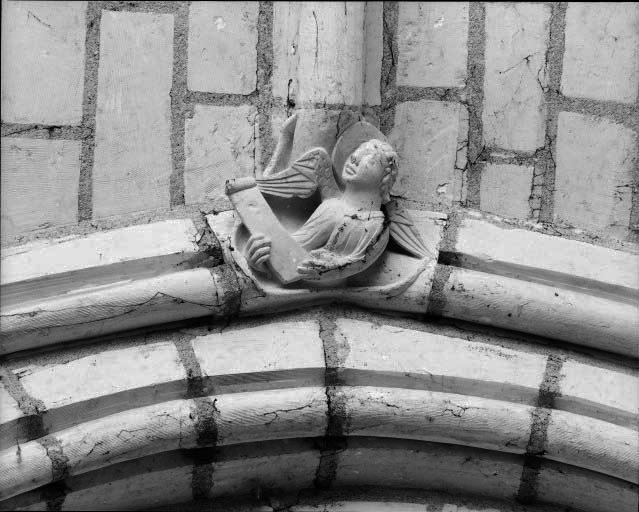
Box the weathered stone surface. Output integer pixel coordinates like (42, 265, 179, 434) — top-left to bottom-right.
(295, 3, 366, 105)
(397, 2, 469, 88)
(92, 11, 173, 219)
(1, 138, 80, 239)
(274, 2, 380, 104)
(537, 463, 638, 512)
(454, 217, 639, 292)
(561, 3, 639, 103)
(0, 1, 87, 124)
(272, 2, 303, 102)
(553, 112, 636, 238)
(184, 104, 256, 204)
(482, 3, 550, 152)
(187, 1, 258, 94)
(1, 219, 199, 286)
(559, 361, 638, 420)
(334, 442, 524, 501)
(18, 342, 185, 411)
(337, 318, 547, 396)
(480, 164, 533, 219)
(390, 100, 467, 209)
(192, 321, 324, 377)
(63, 466, 193, 511)
(545, 411, 637, 483)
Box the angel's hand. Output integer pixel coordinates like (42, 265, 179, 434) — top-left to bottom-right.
(296, 258, 325, 280)
(245, 234, 271, 273)
(297, 250, 349, 280)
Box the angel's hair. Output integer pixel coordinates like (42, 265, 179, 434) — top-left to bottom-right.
(359, 139, 398, 203)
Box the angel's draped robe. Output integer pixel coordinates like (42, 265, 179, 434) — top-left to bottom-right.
(290, 198, 389, 269)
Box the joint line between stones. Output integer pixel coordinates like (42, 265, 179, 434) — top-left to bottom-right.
(428, 209, 463, 316)
(256, 1, 275, 175)
(169, 2, 190, 208)
(378, 1, 398, 137)
(0, 365, 47, 442)
(314, 312, 349, 491)
(77, 2, 103, 223)
(173, 335, 218, 501)
(516, 353, 566, 504)
(535, 2, 567, 223)
(463, 1, 487, 210)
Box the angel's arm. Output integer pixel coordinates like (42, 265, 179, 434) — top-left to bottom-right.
(290, 201, 336, 250)
(297, 223, 389, 281)
(263, 114, 298, 177)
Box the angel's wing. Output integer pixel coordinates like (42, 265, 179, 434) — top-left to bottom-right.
(385, 200, 433, 259)
(255, 147, 340, 200)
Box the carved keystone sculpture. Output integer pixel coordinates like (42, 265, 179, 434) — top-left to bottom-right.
(225, 114, 432, 287)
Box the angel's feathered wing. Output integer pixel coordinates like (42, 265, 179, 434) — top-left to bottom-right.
(385, 200, 433, 259)
(255, 147, 340, 200)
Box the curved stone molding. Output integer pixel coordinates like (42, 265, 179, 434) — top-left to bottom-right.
(3, 207, 635, 357)
(2, 439, 636, 512)
(1, 315, 636, 508)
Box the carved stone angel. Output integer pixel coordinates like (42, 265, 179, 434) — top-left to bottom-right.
(232, 113, 430, 284)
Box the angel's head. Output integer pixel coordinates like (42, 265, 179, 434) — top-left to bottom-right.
(342, 139, 398, 203)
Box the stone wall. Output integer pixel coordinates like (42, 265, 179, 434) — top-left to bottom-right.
(1, 1, 637, 247)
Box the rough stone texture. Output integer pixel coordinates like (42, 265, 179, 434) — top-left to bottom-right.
(0, 384, 23, 425)
(561, 3, 639, 104)
(184, 104, 256, 205)
(92, 10, 174, 219)
(397, 2, 469, 88)
(271, 2, 303, 103)
(390, 100, 467, 210)
(1, 138, 80, 239)
(553, 112, 636, 239)
(337, 318, 548, 395)
(0, 1, 87, 125)
(1, 219, 199, 286)
(482, 3, 550, 152)
(558, 361, 638, 421)
(295, 3, 366, 105)
(480, 164, 533, 220)
(187, 2, 258, 95)
(18, 342, 185, 411)
(192, 321, 324, 376)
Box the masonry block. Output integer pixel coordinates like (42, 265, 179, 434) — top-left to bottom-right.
(18, 342, 185, 413)
(390, 100, 467, 210)
(480, 163, 533, 219)
(397, 2, 469, 88)
(192, 321, 324, 378)
(274, 3, 366, 106)
(184, 104, 256, 205)
(92, 10, 174, 219)
(561, 3, 639, 104)
(558, 360, 638, 424)
(187, 1, 258, 95)
(483, 3, 550, 152)
(272, 3, 303, 102)
(1, 138, 80, 239)
(553, 112, 636, 238)
(0, 1, 87, 125)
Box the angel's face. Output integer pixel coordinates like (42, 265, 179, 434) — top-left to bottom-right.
(342, 141, 386, 190)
